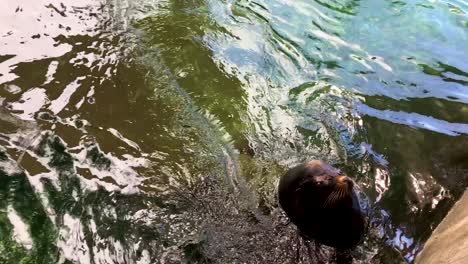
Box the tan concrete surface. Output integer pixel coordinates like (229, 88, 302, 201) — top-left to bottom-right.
(415, 189, 468, 264)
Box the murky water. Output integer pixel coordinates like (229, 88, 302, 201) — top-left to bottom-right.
(0, 0, 467, 263)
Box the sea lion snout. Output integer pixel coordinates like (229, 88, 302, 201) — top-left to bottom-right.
(336, 175, 354, 188)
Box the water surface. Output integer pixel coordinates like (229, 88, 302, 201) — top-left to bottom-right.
(0, 0, 467, 263)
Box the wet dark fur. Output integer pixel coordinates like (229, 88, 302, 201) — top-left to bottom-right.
(278, 161, 365, 250)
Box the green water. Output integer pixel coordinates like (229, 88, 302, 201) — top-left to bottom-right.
(0, 0, 467, 263)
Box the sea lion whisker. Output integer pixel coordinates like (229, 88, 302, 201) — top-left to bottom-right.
(324, 195, 331, 207)
(325, 191, 340, 207)
(333, 191, 340, 202)
(335, 189, 342, 197)
(334, 190, 341, 201)
(335, 189, 342, 198)
(324, 193, 334, 207)
(343, 184, 350, 195)
(336, 188, 346, 204)
(329, 191, 339, 202)
(338, 185, 348, 200)
(332, 191, 341, 205)
(341, 189, 346, 199)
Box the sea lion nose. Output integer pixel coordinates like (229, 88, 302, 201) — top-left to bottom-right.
(336, 175, 352, 186)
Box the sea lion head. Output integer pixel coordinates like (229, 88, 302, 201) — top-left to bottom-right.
(296, 172, 355, 210)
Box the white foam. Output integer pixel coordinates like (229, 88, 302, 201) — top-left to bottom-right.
(7, 206, 33, 250)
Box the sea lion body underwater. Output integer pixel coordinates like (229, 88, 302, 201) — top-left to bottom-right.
(278, 160, 365, 250)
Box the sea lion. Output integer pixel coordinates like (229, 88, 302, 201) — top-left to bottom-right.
(278, 160, 365, 250)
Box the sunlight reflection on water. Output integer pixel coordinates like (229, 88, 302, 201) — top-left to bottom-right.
(0, 0, 467, 263)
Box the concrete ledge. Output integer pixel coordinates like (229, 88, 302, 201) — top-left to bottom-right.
(415, 189, 468, 264)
